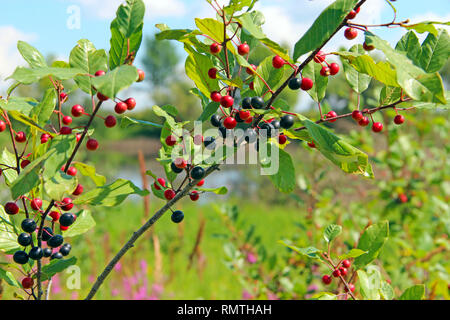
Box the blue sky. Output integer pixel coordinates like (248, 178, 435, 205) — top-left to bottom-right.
(0, 0, 449, 93)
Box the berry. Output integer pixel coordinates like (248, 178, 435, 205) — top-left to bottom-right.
(347, 10, 357, 19)
(208, 68, 217, 79)
(76, 134, 82, 142)
(314, 51, 326, 63)
(62, 116, 72, 126)
(18, 233, 32, 247)
(174, 158, 187, 169)
(104, 115, 117, 128)
(60, 126, 72, 135)
(194, 135, 204, 146)
(363, 42, 375, 51)
(342, 260, 351, 268)
(95, 70, 106, 77)
(210, 42, 222, 54)
(244, 128, 258, 143)
(171, 210, 184, 223)
(259, 122, 276, 138)
(244, 116, 253, 124)
(288, 78, 302, 90)
(164, 189, 176, 201)
(115, 102, 128, 114)
(329, 63, 340, 75)
(239, 110, 251, 121)
(47, 235, 64, 248)
(394, 114, 405, 125)
(246, 64, 257, 75)
(210, 91, 222, 103)
(30, 198, 43, 211)
(86, 139, 99, 151)
(190, 191, 200, 202)
(249, 81, 254, 90)
(43, 248, 52, 258)
(326, 110, 338, 122)
(344, 27, 358, 40)
(15, 131, 26, 143)
(251, 96, 265, 109)
(60, 92, 68, 102)
(97, 92, 109, 101)
(280, 115, 295, 129)
(204, 136, 216, 150)
(220, 95, 234, 108)
(242, 97, 252, 109)
(29, 247, 43, 260)
(320, 66, 330, 77)
(71, 105, 84, 117)
(372, 122, 383, 133)
(272, 55, 285, 69)
(278, 134, 287, 145)
(238, 43, 250, 55)
(191, 166, 206, 180)
(223, 117, 237, 129)
(339, 267, 348, 276)
(171, 162, 184, 174)
(60, 213, 76, 227)
(165, 135, 177, 146)
(60, 225, 69, 232)
(51, 252, 63, 260)
(210, 114, 222, 128)
(154, 178, 166, 190)
(307, 141, 316, 148)
(60, 244, 72, 256)
(21, 160, 31, 169)
(13, 251, 29, 264)
(0, 120, 6, 132)
(21, 219, 37, 233)
(49, 211, 61, 222)
(352, 110, 364, 121)
(271, 120, 281, 129)
(332, 269, 341, 278)
(42, 227, 53, 242)
(22, 277, 34, 289)
(345, 283, 356, 293)
(5, 202, 19, 215)
(398, 193, 408, 203)
(61, 198, 74, 211)
(137, 69, 145, 82)
(322, 275, 332, 285)
(301, 77, 314, 91)
(41, 133, 51, 144)
(67, 167, 77, 176)
(125, 98, 137, 110)
(358, 117, 370, 127)
(197, 179, 205, 187)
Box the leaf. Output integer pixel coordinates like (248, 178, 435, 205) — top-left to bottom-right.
(0, 148, 19, 186)
(302, 61, 328, 102)
(17, 41, 47, 69)
(380, 281, 395, 300)
(260, 143, 296, 193)
(342, 45, 371, 94)
(357, 267, 382, 300)
(254, 55, 285, 97)
(293, 0, 359, 61)
(195, 18, 236, 54)
(402, 21, 450, 36)
(184, 47, 220, 98)
(7, 67, 85, 85)
(0, 205, 20, 253)
(8, 110, 52, 135)
(354, 221, 389, 269)
(109, 0, 145, 70)
(419, 29, 450, 73)
(63, 210, 96, 238)
(279, 240, 322, 259)
(0, 267, 20, 287)
(399, 284, 425, 300)
(91, 65, 138, 99)
(73, 179, 149, 206)
(338, 249, 368, 260)
(39, 257, 77, 281)
(324, 224, 342, 243)
(42, 135, 77, 180)
(197, 102, 219, 122)
(30, 88, 57, 127)
(0, 97, 37, 116)
(70, 39, 108, 95)
(196, 187, 228, 195)
(121, 116, 163, 129)
(44, 171, 78, 200)
(395, 31, 422, 67)
(379, 86, 402, 106)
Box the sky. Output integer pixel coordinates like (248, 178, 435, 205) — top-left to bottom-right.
(0, 0, 449, 98)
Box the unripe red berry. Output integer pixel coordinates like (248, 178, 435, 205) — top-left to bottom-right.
(363, 42, 375, 51)
(239, 110, 251, 121)
(223, 117, 237, 129)
(332, 269, 341, 278)
(342, 260, 351, 268)
(208, 68, 217, 79)
(67, 167, 77, 176)
(174, 158, 187, 169)
(164, 189, 176, 200)
(249, 81, 254, 90)
(322, 275, 332, 285)
(97, 92, 109, 101)
(72, 184, 84, 196)
(272, 55, 285, 69)
(60, 126, 72, 135)
(95, 70, 106, 77)
(154, 178, 166, 190)
(301, 78, 313, 91)
(372, 122, 383, 133)
(278, 134, 287, 145)
(210, 91, 222, 102)
(244, 116, 253, 124)
(21, 160, 31, 169)
(394, 114, 405, 125)
(398, 193, 408, 203)
(193, 134, 204, 145)
(358, 117, 370, 127)
(60, 197, 73, 211)
(41, 133, 51, 144)
(0, 120, 6, 132)
(347, 10, 357, 19)
(60, 225, 69, 231)
(30, 198, 42, 211)
(196, 179, 205, 187)
(15, 131, 26, 143)
(71, 105, 84, 117)
(246, 64, 257, 75)
(5, 202, 19, 215)
(190, 191, 200, 201)
(329, 63, 340, 75)
(49, 211, 61, 222)
(326, 110, 338, 122)
(345, 283, 356, 293)
(76, 134, 82, 142)
(320, 66, 330, 77)
(339, 267, 348, 276)
(210, 42, 222, 54)
(126, 98, 139, 111)
(86, 139, 99, 151)
(238, 42, 250, 56)
(307, 141, 316, 148)
(220, 95, 234, 108)
(352, 110, 364, 121)
(314, 51, 326, 63)
(22, 277, 34, 289)
(137, 69, 145, 82)
(105, 115, 117, 128)
(165, 135, 177, 146)
(115, 102, 128, 114)
(344, 27, 358, 40)
(60, 92, 68, 102)
(62, 116, 72, 125)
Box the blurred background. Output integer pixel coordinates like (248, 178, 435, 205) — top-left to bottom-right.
(0, 0, 449, 300)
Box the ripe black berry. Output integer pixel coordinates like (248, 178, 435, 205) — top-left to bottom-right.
(42, 227, 54, 242)
(234, 112, 244, 123)
(259, 122, 276, 137)
(280, 115, 295, 129)
(51, 252, 63, 260)
(21, 219, 37, 233)
(244, 128, 258, 143)
(210, 114, 221, 127)
(43, 248, 52, 258)
(60, 213, 76, 227)
(242, 97, 252, 109)
(18, 233, 32, 247)
(171, 210, 184, 223)
(288, 78, 302, 90)
(271, 120, 281, 129)
(47, 235, 64, 248)
(251, 97, 265, 109)
(59, 244, 72, 256)
(218, 125, 232, 138)
(204, 137, 216, 150)
(13, 251, 29, 264)
(29, 247, 44, 260)
(191, 167, 206, 180)
(171, 162, 184, 174)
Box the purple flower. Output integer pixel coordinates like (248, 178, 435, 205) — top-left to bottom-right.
(242, 290, 253, 300)
(307, 284, 319, 292)
(246, 252, 257, 264)
(152, 283, 164, 296)
(114, 262, 122, 272)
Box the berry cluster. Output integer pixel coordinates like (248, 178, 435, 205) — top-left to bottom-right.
(321, 259, 355, 293)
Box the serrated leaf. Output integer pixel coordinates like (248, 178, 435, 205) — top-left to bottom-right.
(197, 102, 219, 122)
(338, 249, 367, 260)
(419, 29, 450, 73)
(0, 148, 19, 186)
(279, 240, 322, 259)
(42, 135, 77, 180)
(184, 47, 220, 98)
(7, 67, 85, 84)
(44, 171, 78, 200)
(91, 64, 138, 98)
(39, 257, 77, 281)
(399, 284, 425, 300)
(254, 55, 285, 97)
(354, 221, 389, 269)
(342, 45, 371, 94)
(0, 267, 20, 288)
(357, 267, 382, 300)
(17, 41, 47, 69)
(196, 186, 228, 195)
(30, 88, 57, 127)
(63, 210, 95, 238)
(0, 205, 20, 253)
(260, 143, 296, 193)
(395, 31, 422, 67)
(121, 116, 163, 129)
(324, 224, 342, 243)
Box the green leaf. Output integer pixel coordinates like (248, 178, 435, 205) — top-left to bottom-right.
(109, 0, 145, 70)
(419, 29, 450, 73)
(44, 171, 78, 200)
(0, 148, 19, 186)
(63, 210, 96, 238)
(184, 47, 220, 98)
(354, 221, 389, 269)
(399, 284, 425, 300)
(338, 249, 368, 260)
(402, 21, 450, 36)
(8, 110, 52, 135)
(357, 267, 382, 300)
(42, 135, 77, 180)
(397, 93, 450, 109)
(30, 88, 57, 127)
(0, 205, 20, 253)
(91, 64, 138, 99)
(293, 0, 359, 61)
(7, 67, 85, 84)
(39, 257, 77, 281)
(279, 240, 322, 259)
(195, 18, 236, 55)
(0, 97, 37, 116)
(72, 162, 106, 187)
(342, 45, 371, 94)
(379, 86, 402, 106)
(260, 143, 296, 193)
(197, 102, 219, 122)
(196, 187, 228, 195)
(0, 267, 20, 288)
(324, 224, 342, 243)
(17, 41, 47, 69)
(70, 39, 108, 95)
(254, 55, 285, 97)
(302, 61, 328, 102)
(395, 31, 422, 67)
(73, 179, 149, 206)
(121, 116, 163, 129)
(380, 281, 395, 300)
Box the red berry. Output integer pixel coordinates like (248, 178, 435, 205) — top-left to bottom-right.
(60, 92, 68, 102)
(115, 102, 128, 114)
(307, 141, 316, 148)
(332, 269, 341, 278)
(49, 211, 61, 222)
(15, 131, 26, 143)
(314, 51, 326, 63)
(372, 122, 383, 133)
(62, 116, 72, 125)
(137, 69, 145, 82)
(71, 105, 84, 117)
(342, 260, 351, 268)
(73, 184, 84, 196)
(278, 134, 287, 145)
(249, 81, 254, 90)
(210, 42, 222, 54)
(97, 92, 109, 101)
(394, 114, 405, 125)
(322, 275, 332, 285)
(326, 110, 338, 122)
(208, 68, 217, 79)
(363, 42, 375, 51)
(320, 66, 330, 77)
(67, 167, 77, 176)
(21, 160, 31, 169)
(272, 56, 285, 69)
(210, 91, 222, 103)
(61, 198, 73, 211)
(125, 97, 136, 110)
(86, 139, 99, 151)
(5, 202, 19, 215)
(196, 179, 205, 187)
(329, 63, 340, 75)
(190, 191, 200, 201)
(355, 7, 361, 14)
(339, 267, 348, 276)
(352, 110, 364, 121)
(95, 70, 106, 77)
(0, 120, 6, 132)
(345, 283, 356, 293)
(60, 225, 69, 231)
(193, 134, 204, 145)
(358, 117, 370, 127)
(344, 27, 358, 40)
(246, 64, 257, 75)
(398, 193, 408, 203)
(301, 78, 313, 91)
(239, 110, 251, 121)
(164, 189, 176, 200)
(238, 43, 250, 56)
(174, 158, 187, 169)
(347, 10, 357, 19)
(244, 116, 253, 124)
(165, 135, 177, 147)
(105, 115, 117, 128)
(22, 277, 34, 289)
(220, 95, 234, 108)
(154, 178, 166, 190)
(41, 133, 51, 144)
(60, 126, 72, 135)
(223, 117, 237, 129)
(76, 134, 82, 142)
(30, 198, 42, 211)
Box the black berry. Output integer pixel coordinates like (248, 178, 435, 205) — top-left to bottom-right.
(210, 114, 221, 127)
(42, 227, 53, 242)
(280, 115, 295, 129)
(21, 219, 37, 233)
(191, 167, 206, 180)
(29, 247, 44, 260)
(288, 78, 302, 90)
(51, 252, 63, 260)
(18, 233, 32, 247)
(60, 213, 76, 227)
(43, 248, 53, 258)
(13, 251, 29, 264)
(204, 137, 216, 150)
(251, 97, 265, 109)
(47, 235, 64, 248)
(59, 244, 72, 256)
(171, 210, 184, 223)
(242, 97, 252, 109)
(171, 162, 184, 174)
